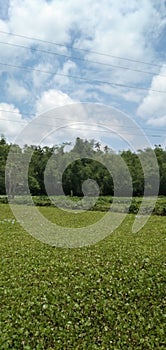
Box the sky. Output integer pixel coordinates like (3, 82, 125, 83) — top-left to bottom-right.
(0, 0, 166, 151)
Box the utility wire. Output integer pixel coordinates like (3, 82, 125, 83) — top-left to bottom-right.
(0, 40, 165, 78)
(0, 61, 166, 93)
(0, 108, 166, 133)
(0, 30, 165, 69)
(0, 32, 165, 139)
(0, 115, 165, 138)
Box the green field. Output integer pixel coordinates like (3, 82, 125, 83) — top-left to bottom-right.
(0, 204, 165, 349)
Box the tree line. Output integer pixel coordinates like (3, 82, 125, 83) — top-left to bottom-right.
(0, 136, 166, 197)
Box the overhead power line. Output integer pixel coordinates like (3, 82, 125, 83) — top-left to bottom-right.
(0, 40, 165, 78)
(0, 113, 165, 138)
(0, 30, 165, 69)
(0, 108, 166, 133)
(0, 61, 166, 94)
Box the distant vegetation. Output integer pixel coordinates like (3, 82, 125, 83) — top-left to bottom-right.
(1, 134, 166, 347)
(1, 195, 166, 215)
(0, 136, 166, 197)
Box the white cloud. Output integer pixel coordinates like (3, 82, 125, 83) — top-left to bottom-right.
(0, 1, 164, 70)
(0, 0, 165, 146)
(34, 101, 150, 150)
(35, 89, 74, 115)
(6, 78, 29, 101)
(74, 0, 164, 62)
(53, 60, 77, 87)
(137, 65, 166, 124)
(8, 0, 73, 43)
(0, 97, 151, 151)
(0, 103, 27, 142)
(0, 0, 73, 67)
(32, 62, 57, 89)
(147, 115, 166, 127)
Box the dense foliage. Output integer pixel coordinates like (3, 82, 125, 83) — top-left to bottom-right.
(0, 136, 166, 197)
(0, 204, 165, 349)
(1, 195, 166, 216)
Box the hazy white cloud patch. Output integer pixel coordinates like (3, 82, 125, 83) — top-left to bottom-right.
(35, 89, 74, 115)
(53, 60, 77, 87)
(0, 103, 27, 142)
(6, 78, 29, 101)
(137, 65, 166, 124)
(32, 62, 57, 89)
(74, 0, 164, 63)
(147, 115, 166, 127)
(0, 0, 165, 147)
(8, 0, 73, 44)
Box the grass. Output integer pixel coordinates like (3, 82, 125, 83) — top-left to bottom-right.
(0, 203, 165, 349)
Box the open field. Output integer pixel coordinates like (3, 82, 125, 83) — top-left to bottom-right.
(0, 204, 166, 349)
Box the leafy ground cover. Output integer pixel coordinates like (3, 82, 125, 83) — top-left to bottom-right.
(0, 204, 165, 349)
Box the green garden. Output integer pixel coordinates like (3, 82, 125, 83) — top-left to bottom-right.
(0, 136, 166, 348)
(0, 203, 165, 349)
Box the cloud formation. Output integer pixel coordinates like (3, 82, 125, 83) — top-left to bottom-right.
(0, 0, 165, 147)
(137, 66, 166, 125)
(0, 103, 27, 142)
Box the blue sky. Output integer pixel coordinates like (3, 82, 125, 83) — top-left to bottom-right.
(0, 0, 166, 150)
